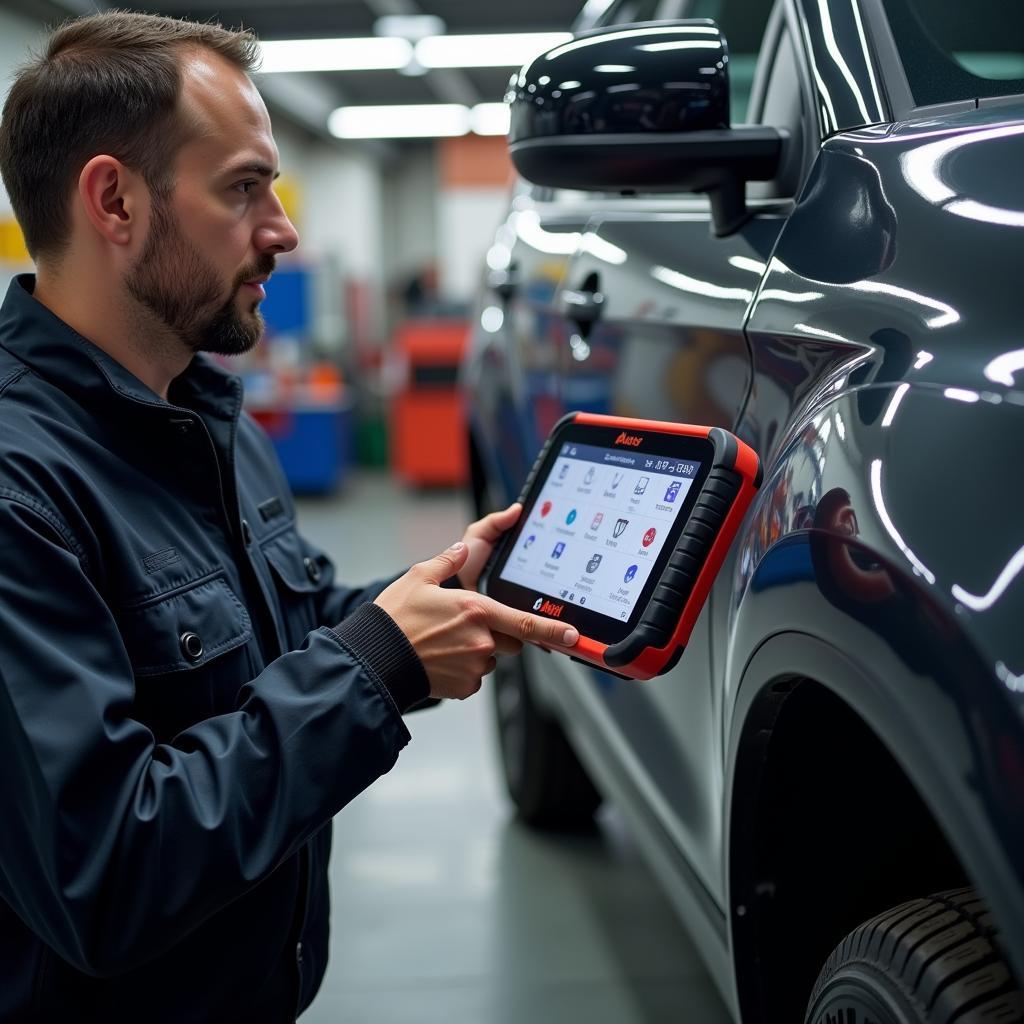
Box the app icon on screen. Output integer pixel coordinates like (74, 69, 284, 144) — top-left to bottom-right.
(586, 553, 603, 574)
(664, 480, 682, 503)
(540, 500, 552, 518)
(566, 508, 578, 525)
(624, 564, 638, 584)
(560, 589, 568, 597)
(580, 596, 587, 605)
(643, 527, 657, 547)
(634, 477, 650, 496)
(613, 518, 629, 538)
(591, 512, 604, 531)
(524, 534, 536, 549)
(552, 542, 566, 559)
(612, 473, 623, 489)
(559, 463, 570, 480)
(584, 467, 595, 485)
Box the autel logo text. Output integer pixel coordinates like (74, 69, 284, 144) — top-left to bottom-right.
(614, 431, 644, 447)
(535, 598, 565, 618)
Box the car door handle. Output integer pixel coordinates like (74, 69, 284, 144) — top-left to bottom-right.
(561, 277, 604, 326)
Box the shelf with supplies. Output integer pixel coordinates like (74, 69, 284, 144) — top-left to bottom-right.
(244, 364, 353, 496)
(234, 263, 354, 495)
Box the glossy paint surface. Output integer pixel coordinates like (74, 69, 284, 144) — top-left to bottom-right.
(556, 207, 785, 898)
(465, 0, 1024, 1012)
(508, 21, 730, 143)
(793, 0, 887, 137)
(731, 95, 1024, 977)
(741, 101, 1024, 693)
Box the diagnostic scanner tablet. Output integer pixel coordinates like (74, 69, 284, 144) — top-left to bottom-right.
(481, 413, 762, 680)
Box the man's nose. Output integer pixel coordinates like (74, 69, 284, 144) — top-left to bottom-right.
(255, 192, 300, 255)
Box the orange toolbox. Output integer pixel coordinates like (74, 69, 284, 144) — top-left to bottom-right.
(390, 319, 468, 486)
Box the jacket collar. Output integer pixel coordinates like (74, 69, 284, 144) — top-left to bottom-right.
(0, 273, 242, 419)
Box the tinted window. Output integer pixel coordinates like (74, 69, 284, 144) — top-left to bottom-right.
(885, 0, 1024, 105)
(684, 0, 774, 122)
(594, 1, 687, 27)
(752, 27, 808, 197)
(607, 1, 667, 22)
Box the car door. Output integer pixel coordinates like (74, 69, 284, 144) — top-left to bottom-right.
(467, 0, 689, 508)
(544, 0, 817, 903)
(470, 188, 596, 507)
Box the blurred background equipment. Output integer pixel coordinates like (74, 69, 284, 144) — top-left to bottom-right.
(0, 0, 587, 493)
(389, 315, 469, 487)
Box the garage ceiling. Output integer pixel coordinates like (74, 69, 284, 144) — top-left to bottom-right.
(10, 0, 586, 109)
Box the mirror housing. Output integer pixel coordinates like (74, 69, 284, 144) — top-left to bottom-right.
(507, 20, 784, 235)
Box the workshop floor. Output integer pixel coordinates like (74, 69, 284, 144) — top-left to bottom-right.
(295, 471, 731, 1024)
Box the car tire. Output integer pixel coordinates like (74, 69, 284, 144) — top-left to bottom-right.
(805, 887, 1024, 1023)
(492, 651, 602, 829)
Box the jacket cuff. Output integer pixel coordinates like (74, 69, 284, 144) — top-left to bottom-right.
(331, 602, 430, 713)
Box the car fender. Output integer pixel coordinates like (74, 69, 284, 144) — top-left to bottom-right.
(721, 382, 1024, 1007)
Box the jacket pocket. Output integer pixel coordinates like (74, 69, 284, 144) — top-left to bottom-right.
(260, 529, 331, 651)
(119, 572, 252, 677)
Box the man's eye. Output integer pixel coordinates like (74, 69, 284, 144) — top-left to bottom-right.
(234, 180, 258, 195)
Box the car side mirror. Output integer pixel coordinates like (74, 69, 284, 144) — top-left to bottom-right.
(506, 20, 784, 236)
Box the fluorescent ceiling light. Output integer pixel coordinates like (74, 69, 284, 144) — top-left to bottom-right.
(259, 32, 571, 75)
(329, 104, 470, 139)
(415, 32, 571, 68)
(259, 37, 412, 73)
(329, 102, 511, 140)
(470, 103, 511, 136)
(373, 15, 446, 41)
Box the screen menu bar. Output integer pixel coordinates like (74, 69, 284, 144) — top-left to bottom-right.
(559, 442, 701, 479)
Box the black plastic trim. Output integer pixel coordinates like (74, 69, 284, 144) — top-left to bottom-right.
(571, 655, 632, 681)
(480, 412, 576, 598)
(509, 128, 784, 194)
(604, 464, 742, 668)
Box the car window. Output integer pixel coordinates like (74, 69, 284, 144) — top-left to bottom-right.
(750, 24, 809, 198)
(604, 1, 668, 23)
(883, 0, 1024, 106)
(594, 0, 687, 27)
(683, 0, 773, 123)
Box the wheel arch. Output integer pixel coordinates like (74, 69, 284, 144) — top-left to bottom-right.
(725, 630, 1024, 1023)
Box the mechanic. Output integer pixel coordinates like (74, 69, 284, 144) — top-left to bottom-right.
(0, 11, 578, 1022)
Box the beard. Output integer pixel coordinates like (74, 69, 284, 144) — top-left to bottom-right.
(124, 193, 274, 356)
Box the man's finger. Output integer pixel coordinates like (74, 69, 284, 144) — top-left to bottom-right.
(467, 503, 522, 544)
(493, 633, 524, 656)
(476, 594, 579, 648)
(417, 540, 471, 585)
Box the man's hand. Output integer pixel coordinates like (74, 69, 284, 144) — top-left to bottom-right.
(374, 540, 579, 700)
(454, 502, 522, 592)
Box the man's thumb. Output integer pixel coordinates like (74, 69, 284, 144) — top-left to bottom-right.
(421, 540, 470, 583)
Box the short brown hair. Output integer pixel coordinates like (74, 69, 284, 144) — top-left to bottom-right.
(0, 11, 259, 262)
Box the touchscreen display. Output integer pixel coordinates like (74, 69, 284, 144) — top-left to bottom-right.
(498, 440, 702, 623)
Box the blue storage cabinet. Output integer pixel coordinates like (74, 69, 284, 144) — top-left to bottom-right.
(251, 403, 354, 495)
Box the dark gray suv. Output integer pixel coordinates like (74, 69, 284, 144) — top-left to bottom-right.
(463, 0, 1024, 1020)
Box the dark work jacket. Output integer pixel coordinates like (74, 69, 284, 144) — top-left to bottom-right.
(0, 275, 431, 1022)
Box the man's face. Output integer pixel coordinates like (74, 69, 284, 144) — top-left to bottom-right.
(125, 49, 298, 355)
(126, 188, 272, 355)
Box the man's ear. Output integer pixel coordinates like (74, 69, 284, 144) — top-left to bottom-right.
(77, 155, 146, 248)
